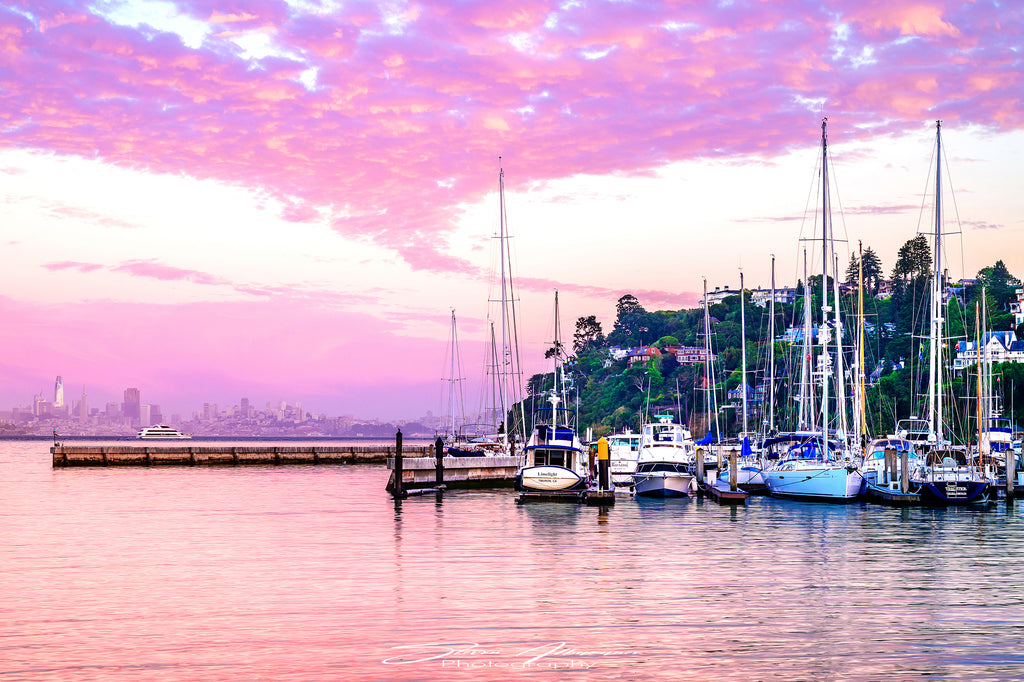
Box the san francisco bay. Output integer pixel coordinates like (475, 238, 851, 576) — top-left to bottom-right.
(3, 439, 1024, 681)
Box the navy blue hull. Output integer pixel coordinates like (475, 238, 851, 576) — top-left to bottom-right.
(917, 480, 990, 505)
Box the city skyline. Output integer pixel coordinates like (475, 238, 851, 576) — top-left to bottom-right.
(1, 2, 1022, 419)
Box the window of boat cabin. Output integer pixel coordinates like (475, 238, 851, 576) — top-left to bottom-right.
(545, 449, 566, 467)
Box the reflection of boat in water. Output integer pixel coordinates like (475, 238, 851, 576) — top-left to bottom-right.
(632, 415, 697, 497)
(607, 431, 640, 485)
(138, 425, 191, 439)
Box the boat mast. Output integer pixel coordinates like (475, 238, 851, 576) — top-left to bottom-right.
(927, 122, 945, 445)
(768, 254, 776, 435)
(856, 241, 867, 449)
(799, 248, 814, 429)
(444, 309, 465, 438)
(493, 160, 526, 441)
(703, 278, 716, 440)
(976, 301, 983, 465)
(740, 269, 748, 436)
(819, 118, 831, 459)
(497, 163, 511, 436)
(553, 289, 563, 427)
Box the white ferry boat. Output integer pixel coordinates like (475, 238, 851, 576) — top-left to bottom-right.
(137, 425, 192, 440)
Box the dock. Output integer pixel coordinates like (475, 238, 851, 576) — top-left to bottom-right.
(387, 456, 521, 492)
(52, 443, 428, 467)
(702, 481, 749, 505)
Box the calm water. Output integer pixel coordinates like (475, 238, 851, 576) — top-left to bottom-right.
(3, 439, 1024, 681)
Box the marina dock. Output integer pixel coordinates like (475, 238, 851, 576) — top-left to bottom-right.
(51, 443, 429, 467)
(386, 455, 521, 492)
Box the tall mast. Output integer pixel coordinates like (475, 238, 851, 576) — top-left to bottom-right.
(703, 278, 715, 439)
(799, 249, 813, 429)
(768, 254, 776, 435)
(928, 121, 944, 445)
(445, 309, 463, 438)
(497, 162, 511, 435)
(740, 270, 748, 435)
(856, 241, 867, 448)
(820, 118, 831, 458)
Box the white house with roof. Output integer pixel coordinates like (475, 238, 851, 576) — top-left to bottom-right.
(750, 286, 797, 307)
(953, 331, 1024, 369)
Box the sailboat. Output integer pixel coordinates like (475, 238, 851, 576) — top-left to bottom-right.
(517, 292, 596, 499)
(761, 119, 864, 502)
(908, 122, 991, 505)
(469, 161, 527, 459)
(717, 270, 766, 491)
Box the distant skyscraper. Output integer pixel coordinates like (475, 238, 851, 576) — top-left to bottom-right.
(240, 397, 250, 419)
(140, 404, 151, 428)
(78, 386, 88, 422)
(123, 387, 141, 423)
(54, 376, 64, 408)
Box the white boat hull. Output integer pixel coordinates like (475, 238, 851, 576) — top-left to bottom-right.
(519, 465, 583, 492)
(632, 471, 696, 497)
(763, 465, 863, 501)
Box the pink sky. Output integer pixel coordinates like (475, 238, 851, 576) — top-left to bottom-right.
(1, 0, 1022, 419)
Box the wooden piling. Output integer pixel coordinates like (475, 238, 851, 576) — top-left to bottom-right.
(900, 449, 909, 494)
(729, 448, 738, 492)
(696, 448, 705, 486)
(393, 429, 406, 499)
(597, 436, 610, 492)
(434, 436, 444, 488)
(884, 448, 896, 486)
(1007, 449, 1016, 503)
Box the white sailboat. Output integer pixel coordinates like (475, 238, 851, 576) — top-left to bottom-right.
(761, 119, 864, 502)
(908, 122, 991, 504)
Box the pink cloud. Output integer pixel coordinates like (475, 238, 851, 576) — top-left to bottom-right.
(1, 0, 1018, 284)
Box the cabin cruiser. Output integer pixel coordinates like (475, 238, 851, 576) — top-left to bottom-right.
(632, 415, 697, 497)
(517, 396, 593, 495)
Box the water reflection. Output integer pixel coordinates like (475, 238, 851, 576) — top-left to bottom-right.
(3, 441, 1024, 681)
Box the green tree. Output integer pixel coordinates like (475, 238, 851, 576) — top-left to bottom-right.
(892, 234, 931, 283)
(573, 315, 604, 354)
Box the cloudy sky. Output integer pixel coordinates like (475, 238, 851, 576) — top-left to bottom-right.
(1, 0, 1021, 420)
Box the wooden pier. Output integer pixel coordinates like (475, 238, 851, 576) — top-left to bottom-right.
(387, 456, 521, 492)
(52, 443, 428, 467)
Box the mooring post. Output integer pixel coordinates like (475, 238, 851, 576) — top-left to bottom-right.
(884, 448, 895, 485)
(597, 436, 609, 492)
(696, 448, 705, 486)
(1006, 449, 1015, 504)
(729, 447, 738, 492)
(900, 449, 909, 495)
(435, 436, 444, 488)
(393, 429, 406, 499)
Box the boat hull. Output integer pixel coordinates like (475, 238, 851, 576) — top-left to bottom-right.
(517, 465, 585, 492)
(763, 466, 863, 502)
(632, 471, 696, 497)
(916, 479, 990, 505)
